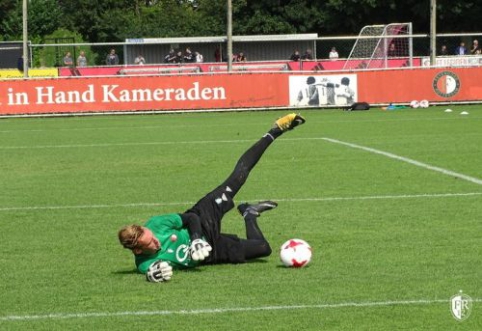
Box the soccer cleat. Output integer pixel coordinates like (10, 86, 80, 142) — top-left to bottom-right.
(274, 113, 306, 131)
(238, 200, 278, 217)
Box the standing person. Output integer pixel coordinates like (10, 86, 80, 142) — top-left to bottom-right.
(63, 52, 73, 66)
(183, 47, 194, 62)
(106, 48, 120, 65)
(17, 56, 25, 72)
(439, 45, 449, 56)
(195, 51, 204, 63)
(290, 50, 301, 61)
(454, 42, 468, 55)
(77, 51, 87, 67)
(214, 46, 221, 62)
(173, 50, 183, 63)
(118, 113, 306, 282)
(134, 54, 146, 65)
(301, 49, 313, 60)
(164, 49, 176, 63)
(387, 43, 397, 57)
(328, 47, 339, 60)
(235, 52, 247, 62)
(470, 39, 480, 55)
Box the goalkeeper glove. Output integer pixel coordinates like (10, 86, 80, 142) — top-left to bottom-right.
(190, 238, 212, 261)
(146, 261, 173, 283)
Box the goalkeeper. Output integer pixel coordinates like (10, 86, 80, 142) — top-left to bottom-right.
(118, 113, 305, 282)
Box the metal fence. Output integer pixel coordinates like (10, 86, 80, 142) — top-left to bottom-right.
(318, 33, 482, 60)
(29, 34, 318, 68)
(12, 32, 482, 69)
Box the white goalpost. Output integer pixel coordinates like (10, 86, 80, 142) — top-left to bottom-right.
(343, 23, 413, 70)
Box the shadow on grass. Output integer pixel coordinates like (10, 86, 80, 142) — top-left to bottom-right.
(112, 259, 269, 277)
(111, 267, 204, 277)
(275, 264, 311, 269)
(112, 268, 139, 275)
(246, 259, 270, 264)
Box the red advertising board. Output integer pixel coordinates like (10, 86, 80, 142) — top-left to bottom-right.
(357, 68, 479, 103)
(286, 68, 482, 106)
(1, 67, 481, 115)
(0, 74, 289, 114)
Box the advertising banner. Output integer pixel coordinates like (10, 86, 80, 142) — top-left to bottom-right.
(421, 56, 482, 68)
(356, 68, 480, 103)
(1, 67, 482, 115)
(289, 74, 358, 107)
(0, 74, 289, 115)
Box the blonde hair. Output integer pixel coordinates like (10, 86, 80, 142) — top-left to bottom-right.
(118, 224, 144, 249)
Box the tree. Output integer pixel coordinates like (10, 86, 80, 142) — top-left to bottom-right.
(3, 0, 482, 50)
(0, 0, 62, 40)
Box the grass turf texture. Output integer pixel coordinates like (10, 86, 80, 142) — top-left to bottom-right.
(0, 106, 481, 330)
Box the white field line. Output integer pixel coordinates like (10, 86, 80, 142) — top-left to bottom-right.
(1, 299, 481, 322)
(0, 114, 480, 134)
(0, 134, 479, 152)
(0, 139, 255, 149)
(0, 192, 481, 212)
(322, 137, 482, 186)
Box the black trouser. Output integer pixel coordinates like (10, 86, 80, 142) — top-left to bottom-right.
(186, 129, 282, 263)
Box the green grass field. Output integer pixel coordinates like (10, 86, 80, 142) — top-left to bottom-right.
(0, 106, 481, 330)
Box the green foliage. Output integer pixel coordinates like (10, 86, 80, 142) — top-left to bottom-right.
(39, 28, 97, 67)
(58, 0, 130, 41)
(128, 1, 224, 38)
(0, 0, 18, 40)
(0, 0, 481, 44)
(235, 10, 295, 34)
(28, 0, 63, 37)
(0, 0, 62, 40)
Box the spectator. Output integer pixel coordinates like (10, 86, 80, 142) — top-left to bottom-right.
(63, 52, 73, 66)
(454, 42, 468, 55)
(17, 56, 25, 72)
(173, 50, 183, 63)
(183, 47, 194, 63)
(439, 45, 449, 56)
(328, 47, 339, 60)
(235, 52, 247, 62)
(134, 54, 146, 65)
(163, 49, 175, 63)
(214, 46, 221, 62)
(301, 49, 313, 60)
(106, 48, 120, 65)
(195, 51, 204, 63)
(77, 51, 87, 67)
(387, 43, 397, 57)
(290, 50, 301, 61)
(470, 39, 480, 55)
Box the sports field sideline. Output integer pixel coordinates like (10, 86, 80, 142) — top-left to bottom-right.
(0, 106, 480, 330)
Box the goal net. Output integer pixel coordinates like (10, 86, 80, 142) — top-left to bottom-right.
(343, 23, 413, 70)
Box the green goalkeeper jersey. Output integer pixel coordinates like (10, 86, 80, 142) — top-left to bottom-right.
(135, 213, 199, 273)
